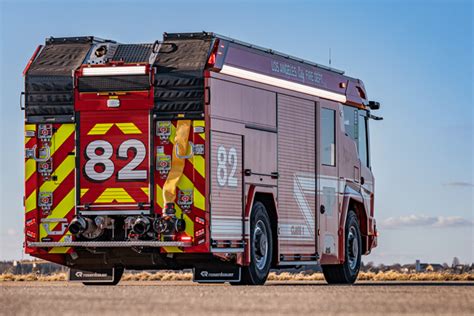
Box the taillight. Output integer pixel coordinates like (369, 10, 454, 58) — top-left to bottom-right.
(23, 45, 43, 76)
(180, 235, 192, 242)
(206, 39, 220, 69)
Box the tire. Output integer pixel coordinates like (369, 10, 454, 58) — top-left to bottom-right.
(322, 210, 361, 284)
(82, 267, 124, 286)
(232, 202, 273, 285)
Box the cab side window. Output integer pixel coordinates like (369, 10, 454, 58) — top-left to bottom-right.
(321, 108, 336, 166)
(343, 105, 370, 168)
(358, 113, 369, 168)
(343, 106, 357, 141)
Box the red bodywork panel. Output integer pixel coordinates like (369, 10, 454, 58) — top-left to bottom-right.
(78, 110, 151, 212)
(75, 65, 154, 213)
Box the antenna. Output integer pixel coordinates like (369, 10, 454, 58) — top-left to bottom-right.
(329, 48, 332, 66)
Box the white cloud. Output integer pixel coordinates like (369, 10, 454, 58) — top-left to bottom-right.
(381, 215, 473, 229)
(443, 181, 474, 188)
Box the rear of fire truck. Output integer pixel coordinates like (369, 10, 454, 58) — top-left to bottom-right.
(23, 35, 222, 284)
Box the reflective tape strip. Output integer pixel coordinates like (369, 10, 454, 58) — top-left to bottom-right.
(39, 156, 75, 193)
(50, 124, 75, 156)
(48, 233, 71, 254)
(25, 159, 36, 182)
(80, 188, 89, 198)
(95, 188, 135, 203)
(192, 155, 205, 179)
(141, 187, 149, 197)
(155, 184, 164, 209)
(177, 172, 205, 211)
(87, 123, 113, 135)
(25, 124, 36, 144)
(193, 120, 205, 140)
(25, 189, 37, 213)
(220, 65, 347, 103)
(115, 122, 142, 135)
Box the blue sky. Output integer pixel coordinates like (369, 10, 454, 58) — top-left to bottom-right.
(0, 0, 472, 264)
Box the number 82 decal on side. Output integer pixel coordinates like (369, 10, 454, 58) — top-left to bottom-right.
(216, 145, 238, 187)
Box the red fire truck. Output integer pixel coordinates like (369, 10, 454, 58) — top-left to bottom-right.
(22, 32, 380, 285)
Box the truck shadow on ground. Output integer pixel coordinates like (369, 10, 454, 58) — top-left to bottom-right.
(267, 282, 474, 287)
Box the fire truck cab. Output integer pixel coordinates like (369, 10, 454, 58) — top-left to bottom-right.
(23, 33, 380, 285)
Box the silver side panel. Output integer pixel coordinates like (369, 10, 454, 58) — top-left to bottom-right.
(210, 131, 243, 241)
(277, 94, 316, 255)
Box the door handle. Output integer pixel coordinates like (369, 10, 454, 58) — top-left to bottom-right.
(320, 205, 326, 214)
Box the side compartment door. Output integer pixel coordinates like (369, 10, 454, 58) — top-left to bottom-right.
(277, 95, 317, 260)
(318, 101, 340, 264)
(210, 131, 243, 249)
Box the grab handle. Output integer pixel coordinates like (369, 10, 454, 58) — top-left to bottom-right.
(26, 144, 51, 162)
(175, 142, 194, 159)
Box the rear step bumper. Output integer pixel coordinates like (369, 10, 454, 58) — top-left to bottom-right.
(28, 241, 192, 248)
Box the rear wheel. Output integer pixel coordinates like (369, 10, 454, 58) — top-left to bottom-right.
(322, 210, 361, 284)
(82, 267, 124, 286)
(232, 202, 273, 285)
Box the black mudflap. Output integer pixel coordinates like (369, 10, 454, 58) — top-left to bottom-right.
(69, 268, 115, 283)
(193, 266, 241, 283)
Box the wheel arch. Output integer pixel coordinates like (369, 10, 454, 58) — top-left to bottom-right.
(244, 186, 278, 267)
(339, 186, 370, 262)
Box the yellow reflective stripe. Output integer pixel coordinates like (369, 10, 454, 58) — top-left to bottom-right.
(88, 123, 113, 135)
(193, 187, 205, 211)
(80, 188, 89, 198)
(163, 120, 191, 204)
(115, 122, 142, 134)
(50, 124, 75, 156)
(156, 185, 164, 209)
(177, 173, 205, 211)
(25, 159, 36, 182)
(25, 189, 37, 213)
(141, 187, 149, 197)
(193, 120, 205, 140)
(25, 124, 36, 144)
(95, 188, 135, 203)
(40, 156, 75, 193)
(49, 234, 71, 254)
(191, 155, 205, 179)
(40, 188, 75, 240)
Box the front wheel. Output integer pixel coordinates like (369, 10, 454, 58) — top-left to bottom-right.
(322, 210, 361, 284)
(232, 201, 273, 285)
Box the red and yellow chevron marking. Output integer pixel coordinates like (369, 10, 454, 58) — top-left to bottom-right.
(25, 123, 76, 255)
(94, 188, 135, 203)
(155, 120, 206, 253)
(87, 122, 142, 135)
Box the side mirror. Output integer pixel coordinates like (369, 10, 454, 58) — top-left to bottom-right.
(368, 101, 380, 110)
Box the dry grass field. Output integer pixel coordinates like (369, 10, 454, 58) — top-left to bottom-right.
(1, 270, 473, 282)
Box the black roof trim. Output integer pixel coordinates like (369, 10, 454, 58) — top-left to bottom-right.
(163, 31, 345, 75)
(46, 36, 116, 45)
